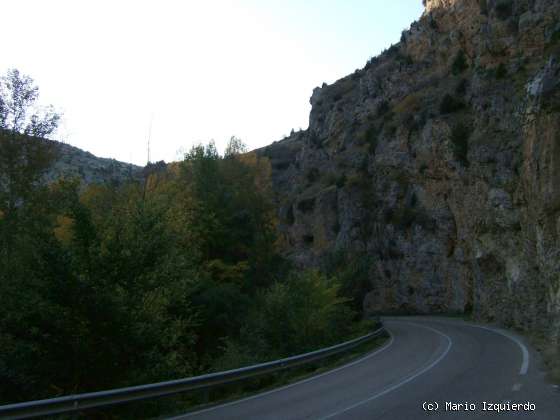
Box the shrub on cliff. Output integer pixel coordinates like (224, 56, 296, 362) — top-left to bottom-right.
(389, 205, 434, 231)
(365, 124, 379, 154)
(480, 0, 489, 15)
(495, 0, 513, 20)
(451, 50, 468, 75)
(377, 100, 391, 117)
(440, 94, 465, 114)
(451, 122, 470, 166)
(496, 63, 508, 79)
(306, 167, 320, 183)
(455, 78, 468, 95)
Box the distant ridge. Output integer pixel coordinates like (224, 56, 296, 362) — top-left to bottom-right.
(44, 140, 143, 185)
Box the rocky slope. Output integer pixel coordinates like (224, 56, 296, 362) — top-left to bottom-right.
(258, 0, 560, 346)
(43, 140, 142, 185)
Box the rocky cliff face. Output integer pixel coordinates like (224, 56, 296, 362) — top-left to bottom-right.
(259, 0, 560, 344)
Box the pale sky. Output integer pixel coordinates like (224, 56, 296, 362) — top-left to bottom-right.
(0, 1, 424, 165)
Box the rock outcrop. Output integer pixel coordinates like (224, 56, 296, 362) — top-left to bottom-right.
(258, 0, 560, 344)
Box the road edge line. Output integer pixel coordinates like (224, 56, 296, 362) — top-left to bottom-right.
(319, 322, 453, 420)
(467, 324, 530, 375)
(398, 317, 530, 376)
(172, 332, 395, 419)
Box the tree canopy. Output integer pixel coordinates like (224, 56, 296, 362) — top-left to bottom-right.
(0, 71, 371, 415)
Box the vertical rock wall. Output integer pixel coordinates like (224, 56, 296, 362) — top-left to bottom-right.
(258, 0, 560, 344)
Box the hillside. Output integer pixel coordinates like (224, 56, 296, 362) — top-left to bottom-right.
(43, 140, 143, 185)
(258, 0, 560, 348)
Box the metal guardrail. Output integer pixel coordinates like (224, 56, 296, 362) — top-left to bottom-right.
(0, 325, 386, 419)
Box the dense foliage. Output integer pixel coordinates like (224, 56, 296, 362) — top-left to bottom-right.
(0, 70, 370, 405)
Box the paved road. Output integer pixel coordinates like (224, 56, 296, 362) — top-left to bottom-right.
(172, 317, 560, 419)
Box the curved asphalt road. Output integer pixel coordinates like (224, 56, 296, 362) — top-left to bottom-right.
(172, 317, 560, 419)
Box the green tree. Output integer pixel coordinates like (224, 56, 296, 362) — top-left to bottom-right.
(180, 140, 278, 287)
(74, 182, 200, 385)
(0, 69, 60, 260)
(178, 140, 281, 362)
(0, 69, 59, 136)
(216, 270, 360, 369)
(0, 69, 65, 402)
(224, 135, 247, 158)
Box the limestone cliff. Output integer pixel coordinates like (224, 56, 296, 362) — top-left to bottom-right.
(258, 0, 560, 345)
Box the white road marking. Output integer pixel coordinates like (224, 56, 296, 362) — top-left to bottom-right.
(171, 332, 395, 419)
(172, 318, 532, 419)
(460, 325, 529, 375)
(512, 383, 522, 392)
(318, 322, 453, 420)
(396, 317, 531, 376)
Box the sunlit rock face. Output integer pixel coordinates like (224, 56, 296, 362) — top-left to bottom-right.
(424, 0, 461, 13)
(258, 0, 560, 343)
